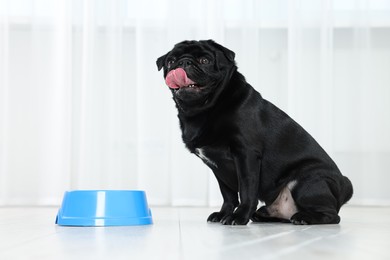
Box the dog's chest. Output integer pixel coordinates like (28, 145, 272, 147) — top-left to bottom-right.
(193, 145, 234, 170)
(195, 148, 218, 168)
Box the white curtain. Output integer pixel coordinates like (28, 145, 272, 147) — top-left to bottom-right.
(1, 0, 390, 206)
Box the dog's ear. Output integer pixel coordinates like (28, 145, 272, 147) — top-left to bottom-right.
(156, 52, 169, 71)
(206, 40, 235, 62)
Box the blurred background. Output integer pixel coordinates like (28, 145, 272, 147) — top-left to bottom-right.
(0, 0, 389, 206)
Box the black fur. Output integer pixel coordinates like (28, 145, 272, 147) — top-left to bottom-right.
(157, 40, 353, 225)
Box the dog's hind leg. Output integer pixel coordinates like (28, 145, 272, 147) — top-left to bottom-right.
(290, 211, 340, 225)
(290, 177, 342, 225)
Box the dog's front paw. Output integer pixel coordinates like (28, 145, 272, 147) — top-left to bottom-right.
(207, 212, 229, 223)
(220, 213, 249, 225)
(219, 205, 256, 225)
(207, 211, 249, 225)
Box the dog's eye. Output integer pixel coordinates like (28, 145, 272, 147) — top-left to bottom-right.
(199, 58, 210, 64)
(167, 59, 175, 68)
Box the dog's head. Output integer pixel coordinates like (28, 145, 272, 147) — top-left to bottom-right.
(156, 40, 236, 116)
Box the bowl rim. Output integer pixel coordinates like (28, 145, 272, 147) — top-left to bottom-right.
(64, 189, 146, 193)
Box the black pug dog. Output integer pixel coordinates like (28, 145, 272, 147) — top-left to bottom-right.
(156, 40, 353, 225)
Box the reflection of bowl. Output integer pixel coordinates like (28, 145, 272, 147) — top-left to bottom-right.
(56, 190, 153, 226)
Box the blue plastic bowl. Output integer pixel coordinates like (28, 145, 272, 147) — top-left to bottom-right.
(56, 190, 153, 226)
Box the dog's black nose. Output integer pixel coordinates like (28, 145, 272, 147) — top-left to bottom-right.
(178, 59, 193, 68)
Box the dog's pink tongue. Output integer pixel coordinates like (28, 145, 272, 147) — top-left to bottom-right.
(165, 68, 195, 89)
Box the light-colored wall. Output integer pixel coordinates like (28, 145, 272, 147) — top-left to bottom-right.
(1, 1, 390, 206)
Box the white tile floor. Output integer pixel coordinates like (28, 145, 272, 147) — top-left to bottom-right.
(0, 206, 389, 260)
